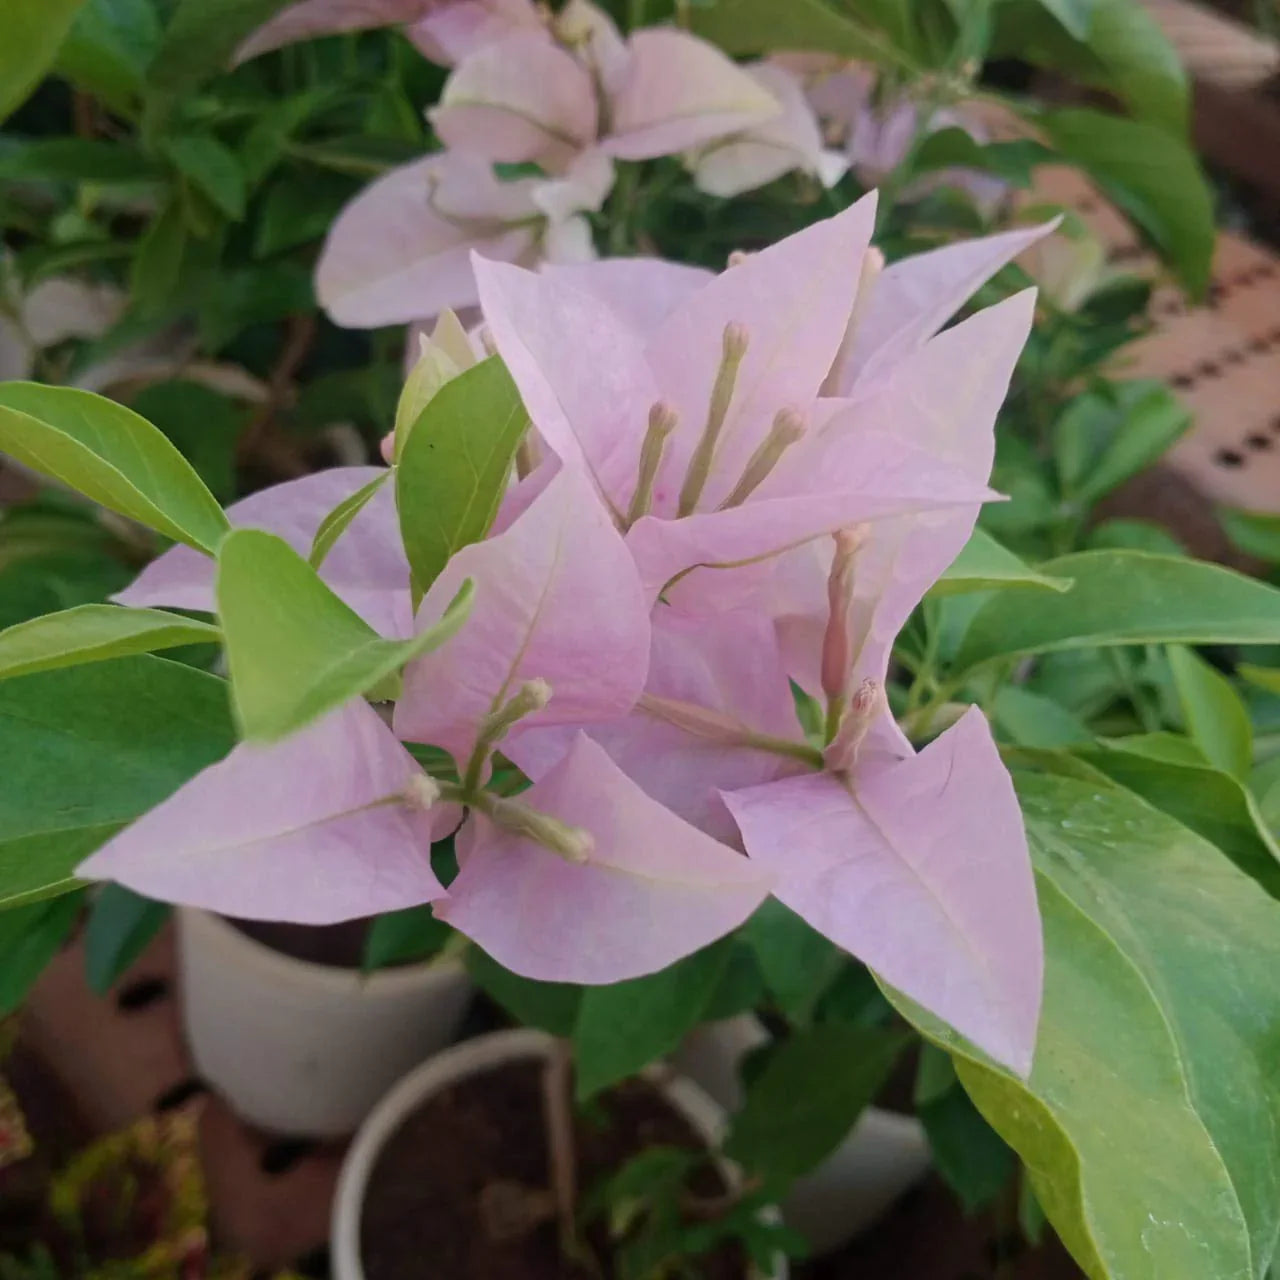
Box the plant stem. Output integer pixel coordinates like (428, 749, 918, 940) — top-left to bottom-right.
(543, 1038, 578, 1257)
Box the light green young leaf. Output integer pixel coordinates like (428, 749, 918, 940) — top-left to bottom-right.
(0, 0, 87, 124)
(1074, 738, 1280, 896)
(1167, 645, 1253, 780)
(932, 527, 1072, 597)
(1039, 109, 1212, 295)
(954, 551, 1280, 670)
(573, 941, 732, 1102)
(1240, 664, 1280, 696)
(0, 383, 230, 554)
(216, 529, 473, 741)
(0, 656, 234, 908)
(310, 470, 391, 569)
(396, 355, 527, 604)
(724, 1023, 907, 1193)
(889, 774, 1280, 1280)
(0, 604, 219, 682)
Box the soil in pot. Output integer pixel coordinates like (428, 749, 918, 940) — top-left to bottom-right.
(232, 918, 375, 969)
(359, 1060, 748, 1280)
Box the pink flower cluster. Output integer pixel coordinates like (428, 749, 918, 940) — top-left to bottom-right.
(236, 0, 850, 327)
(82, 202, 1051, 1074)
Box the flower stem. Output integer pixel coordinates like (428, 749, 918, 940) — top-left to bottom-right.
(543, 1038, 578, 1257)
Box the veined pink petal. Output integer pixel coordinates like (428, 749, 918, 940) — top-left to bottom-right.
(540, 257, 710, 333)
(438, 734, 771, 983)
(115, 468, 413, 639)
(430, 33, 597, 166)
(830, 290, 1036, 688)
(625, 428, 991, 606)
(473, 254, 661, 510)
(509, 606, 801, 840)
(78, 701, 445, 924)
(407, 0, 545, 65)
(394, 468, 650, 765)
(646, 195, 877, 513)
(317, 154, 540, 328)
(691, 62, 842, 198)
(233, 0, 430, 63)
(724, 706, 1043, 1075)
(604, 29, 780, 161)
(834, 220, 1056, 391)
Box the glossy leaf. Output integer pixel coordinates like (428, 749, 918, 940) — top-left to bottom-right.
(932, 526, 1072, 597)
(396, 355, 527, 603)
(891, 773, 1280, 1280)
(0, 656, 234, 908)
(0, 0, 87, 123)
(84, 884, 169, 994)
(954, 551, 1280, 670)
(0, 383, 230, 554)
(1167, 645, 1252, 780)
(216, 529, 473, 741)
(1040, 109, 1212, 295)
(1074, 738, 1280, 897)
(0, 604, 219, 682)
(725, 1023, 908, 1193)
(573, 941, 732, 1102)
(310, 470, 391, 570)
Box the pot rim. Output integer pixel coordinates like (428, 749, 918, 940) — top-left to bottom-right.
(178, 906, 463, 997)
(331, 1027, 786, 1280)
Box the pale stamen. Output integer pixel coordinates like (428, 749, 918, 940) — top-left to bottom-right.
(820, 246, 885, 397)
(677, 322, 750, 517)
(464, 679, 553, 794)
(639, 693, 823, 768)
(515, 431, 542, 480)
(824, 678, 880, 776)
(480, 793, 593, 864)
(821, 524, 870, 741)
(626, 400, 679, 528)
(717, 407, 806, 510)
(402, 773, 441, 812)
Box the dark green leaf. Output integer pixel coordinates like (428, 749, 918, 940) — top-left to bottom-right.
(725, 1023, 907, 1192)
(919, 1078, 1016, 1212)
(55, 0, 161, 110)
(84, 884, 169, 994)
(0, 139, 162, 184)
(743, 899, 843, 1026)
(689, 0, 896, 62)
(0, 656, 234, 907)
(466, 945, 581, 1036)
(0, 0, 88, 124)
(573, 941, 732, 1101)
(363, 905, 452, 972)
(162, 135, 246, 220)
(0, 892, 85, 1014)
(149, 0, 296, 91)
(1167, 644, 1252, 779)
(954, 551, 1280, 670)
(130, 379, 243, 502)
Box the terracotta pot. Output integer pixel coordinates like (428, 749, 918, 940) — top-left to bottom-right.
(331, 1027, 788, 1280)
(674, 1015, 931, 1256)
(177, 907, 472, 1137)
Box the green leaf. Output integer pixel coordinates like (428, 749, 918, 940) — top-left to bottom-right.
(724, 1023, 907, 1192)
(0, 139, 163, 184)
(954, 551, 1280, 671)
(1035, 0, 1091, 39)
(1219, 509, 1280, 563)
(1039, 108, 1212, 295)
(0, 0, 88, 124)
(932, 527, 1072, 597)
(0, 604, 219, 682)
(129, 198, 190, 317)
(912, 128, 1054, 186)
(992, 686, 1091, 748)
(0, 382, 230, 554)
(149, 0, 296, 91)
(1053, 381, 1190, 506)
(310, 471, 390, 570)
(890, 774, 1280, 1280)
(688, 0, 889, 60)
(162, 135, 246, 221)
(743, 898, 842, 1026)
(0, 892, 85, 1015)
(1167, 645, 1253, 780)
(918, 1077, 1015, 1213)
(573, 941, 732, 1101)
(1240, 663, 1280, 696)
(55, 0, 162, 111)
(466, 945, 581, 1036)
(396, 355, 527, 603)
(84, 884, 169, 994)
(216, 529, 474, 741)
(1074, 738, 1280, 896)
(362, 905, 452, 972)
(0, 656, 234, 907)
(130, 379, 243, 502)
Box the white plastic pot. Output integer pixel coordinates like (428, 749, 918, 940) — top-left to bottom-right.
(177, 907, 473, 1137)
(674, 1016, 931, 1257)
(332, 1028, 787, 1280)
